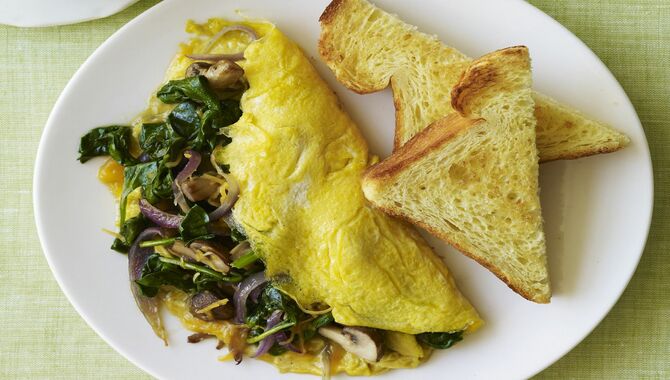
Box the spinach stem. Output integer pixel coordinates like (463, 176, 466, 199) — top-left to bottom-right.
(231, 251, 259, 269)
(140, 237, 177, 248)
(247, 320, 296, 344)
(158, 256, 242, 283)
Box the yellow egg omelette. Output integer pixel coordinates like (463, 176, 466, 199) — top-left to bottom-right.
(109, 18, 483, 376)
(220, 23, 482, 335)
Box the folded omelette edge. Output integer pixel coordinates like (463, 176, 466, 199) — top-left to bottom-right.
(220, 25, 482, 335)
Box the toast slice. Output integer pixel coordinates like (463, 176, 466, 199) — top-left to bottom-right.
(319, 0, 629, 161)
(362, 46, 551, 303)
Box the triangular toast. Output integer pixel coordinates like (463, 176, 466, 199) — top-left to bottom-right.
(362, 47, 551, 302)
(318, 0, 629, 161)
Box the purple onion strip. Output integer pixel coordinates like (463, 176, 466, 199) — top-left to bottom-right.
(275, 331, 300, 353)
(187, 25, 259, 62)
(208, 172, 239, 221)
(252, 310, 283, 358)
(172, 150, 201, 213)
(233, 271, 267, 323)
(139, 199, 183, 229)
(129, 227, 168, 345)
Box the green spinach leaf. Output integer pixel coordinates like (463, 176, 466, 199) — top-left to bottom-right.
(120, 162, 159, 224)
(168, 101, 200, 140)
(111, 215, 149, 253)
(158, 77, 241, 153)
(78, 126, 136, 165)
(416, 331, 463, 349)
(136, 254, 195, 297)
(143, 163, 174, 204)
(230, 228, 247, 243)
(139, 123, 184, 162)
(179, 205, 214, 243)
(302, 312, 334, 341)
(136, 254, 242, 297)
(157, 76, 222, 112)
(246, 286, 302, 329)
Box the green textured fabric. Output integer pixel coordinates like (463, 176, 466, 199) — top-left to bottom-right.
(0, 0, 667, 378)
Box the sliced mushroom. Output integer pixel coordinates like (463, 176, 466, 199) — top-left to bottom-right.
(181, 175, 221, 202)
(318, 326, 383, 362)
(229, 241, 251, 261)
(168, 240, 230, 274)
(185, 61, 212, 77)
(204, 59, 244, 90)
(189, 291, 235, 321)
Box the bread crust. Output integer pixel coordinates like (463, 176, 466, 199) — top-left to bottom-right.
(364, 114, 483, 181)
(452, 46, 529, 117)
(319, 0, 344, 24)
(318, 0, 389, 94)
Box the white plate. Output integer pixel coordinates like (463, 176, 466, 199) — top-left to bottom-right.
(0, 0, 138, 27)
(33, 0, 653, 379)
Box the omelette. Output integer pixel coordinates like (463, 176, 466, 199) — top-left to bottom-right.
(80, 18, 482, 376)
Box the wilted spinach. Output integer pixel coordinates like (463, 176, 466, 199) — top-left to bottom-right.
(230, 227, 247, 243)
(416, 331, 463, 349)
(111, 215, 149, 253)
(78, 125, 136, 165)
(302, 312, 334, 341)
(139, 123, 184, 162)
(168, 101, 200, 140)
(157, 76, 222, 111)
(119, 162, 173, 224)
(158, 76, 241, 152)
(136, 254, 196, 297)
(179, 205, 214, 244)
(143, 163, 174, 204)
(135, 254, 240, 297)
(246, 286, 301, 332)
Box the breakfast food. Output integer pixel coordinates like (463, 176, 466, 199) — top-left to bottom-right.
(318, 0, 629, 160)
(362, 47, 550, 303)
(78, 19, 482, 376)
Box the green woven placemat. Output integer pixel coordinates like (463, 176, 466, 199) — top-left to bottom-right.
(0, 0, 666, 378)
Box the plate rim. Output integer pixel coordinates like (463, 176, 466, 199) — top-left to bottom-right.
(32, 0, 654, 378)
(0, 0, 140, 28)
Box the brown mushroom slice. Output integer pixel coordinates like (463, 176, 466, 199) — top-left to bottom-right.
(168, 240, 230, 274)
(189, 291, 235, 321)
(318, 326, 383, 362)
(185, 61, 212, 78)
(181, 175, 221, 202)
(204, 59, 244, 90)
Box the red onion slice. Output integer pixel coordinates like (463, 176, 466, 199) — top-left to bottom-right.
(208, 172, 239, 221)
(252, 310, 283, 358)
(275, 331, 301, 353)
(172, 150, 201, 213)
(233, 271, 267, 323)
(139, 199, 183, 228)
(186, 52, 244, 62)
(129, 227, 168, 344)
(187, 25, 259, 62)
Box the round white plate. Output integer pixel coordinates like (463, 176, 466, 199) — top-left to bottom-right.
(0, 0, 138, 27)
(34, 0, 653, 379)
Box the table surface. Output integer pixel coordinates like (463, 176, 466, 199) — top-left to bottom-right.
(1, 0, 668, 378)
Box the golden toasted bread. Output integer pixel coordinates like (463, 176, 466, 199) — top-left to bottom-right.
(362, 47, 551, 303)
(319, 0, 629, 161)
